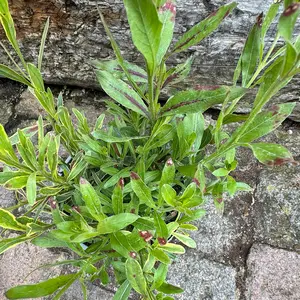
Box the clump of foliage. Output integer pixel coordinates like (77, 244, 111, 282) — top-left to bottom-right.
(0, 0, 299, 299)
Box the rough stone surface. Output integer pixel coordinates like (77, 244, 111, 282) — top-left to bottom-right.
(168, 253, 237, 300)
(0, 238, 69, 298)
(245, 244, 300, 300)
(1, 1, 299, 119)
(0, 186, 16, 208)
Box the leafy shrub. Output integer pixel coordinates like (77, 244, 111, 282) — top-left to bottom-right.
(0, 0, 299, 299)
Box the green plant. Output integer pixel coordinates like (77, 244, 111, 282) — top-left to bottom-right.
(0, 0, 299, 299)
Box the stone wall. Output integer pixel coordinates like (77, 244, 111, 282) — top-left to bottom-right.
(0, 0, 300, 299)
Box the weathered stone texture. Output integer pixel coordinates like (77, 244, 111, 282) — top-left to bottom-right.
(245, 244, 300, 300)
(168, 254, 237, 300)
(0, 1, 299, 117)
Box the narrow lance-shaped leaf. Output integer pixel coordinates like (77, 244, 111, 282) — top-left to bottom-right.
(0, 208, 27, 231)
(0, 65, 32, 86)
(94, 59, 148, 83)
(130, 172, 156, 208)
(96, 70, 149, 117)
(249, 143, 294, 166)
(123, 0, 162, 74)
(79, 178, 104, 221)
(5, 274, 76, 299)
(97, 213, 139, 234)
(152, 263, 168, 290)
(278, 3, 300, 40)
(162, 56, 193, 88)
(171, 3, 237, 54)
(281, 41, 298, 77)
(238, 102, 296, 143)
(153, 211, 169, 240)
(157, 282, 184, 294)
(113, 280, 132, 300)
(157, 0, 176, 64)
(260, 4, 280, 60)
(125, 258, 148, 296)
(26, 172, 37, 206)
(241, 13, 263, 87)
(160, 86, 246, 117)
(112, 178, 124, 215)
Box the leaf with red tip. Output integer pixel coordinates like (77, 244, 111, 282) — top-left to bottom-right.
(157, 0, 176, 63)
(249, 143, 294, 166)
(278, 3, 300, 40)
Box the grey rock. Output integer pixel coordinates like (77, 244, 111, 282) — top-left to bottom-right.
(252, 165, 300, 250)
(245, 244, 300, 300)
(167, 253, 238, 300)
(1, 1, 299, 119)
(0, 186, 16, 208)
(0, 79, 23, 127)
(0, 237, 69, 298)
(61, 281, 114, 300)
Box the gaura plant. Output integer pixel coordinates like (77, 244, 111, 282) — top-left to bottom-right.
(0, 0, 299, 299)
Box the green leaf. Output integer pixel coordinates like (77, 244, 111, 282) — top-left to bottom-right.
(5, 274, 76, 299)
(153, 263, 168, 290)
(112, 179, 124, 215)
(38, 17, 50, 71)
(160, 158, 175, 188)
(179, 209, 206, 223)
(0, 64, 32, 86)
(159, 243, 185, 254)
(212, 168, 229, 177)
(92, 130, 146, 143)
(0, 208, 27, 231)
(151, 248, 171, 264)
(281, 41, 298, 77)
(227, 175, 237, 196)
(0, 124, 18, 159)
(0, 234, 35, 255)
(238, 102, 296, 143)
(125, 258, 147, 295)
(171, 3, 236, 53)
(123, 0, 162, 74)
(249, 143, 294, 166)
(130, 172, 156, 208)
(27, 63, 45, 91)
(160, 86, 246, 117)
(173, 232, 196, 248)
(157, 282, 184, 294)
(154, 211, 169, 239)
(80, 178, 104, 221)
(0, 171, 29, 185)
(111, 232, 146, 258)
(161, 184, 177, 207)
(157, 0, 176, 63)
(26, 172, 37, 206)
(113, 280, 132, 300)
(132, 217, 155, 231)
(96, 70, 149, 117)
(97, 213, 139, 234)
(31, 233, 68, 248)
(94, 59, 147, 83)
(4, 175, 29, 190)
(278, 3, 300, 40)
(241, 14, 262, 86)
(260, 4, 280, 60)
(163, 56, 193, 88)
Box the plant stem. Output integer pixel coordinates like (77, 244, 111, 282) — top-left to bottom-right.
(148, 74, 156, 122)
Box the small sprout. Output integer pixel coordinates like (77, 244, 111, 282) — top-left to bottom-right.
(166, 158, 173, 166)
(130, 171, 139, 180)
(283, 3, 300, 17)
(48, 197, 57, 209)
(118, 177, 124, 189)
(139, 230, 153, 242)
(129, 251, 137, 259)
(158, 237, 167, 245)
